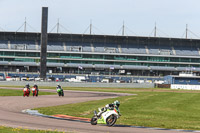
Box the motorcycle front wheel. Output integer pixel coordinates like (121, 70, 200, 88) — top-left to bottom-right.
(106, 114, 117, 127)
(91, 116, 97, 125)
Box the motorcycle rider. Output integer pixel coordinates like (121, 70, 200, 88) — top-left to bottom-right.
(57, 84, 63, 93)
(33, 83, 39, 96)
(25, 84, 30, 91)
(97, 100, 120, 117)
(56, 84, 63, 92)
(24, 83, 30, 93)
(56, 84, 62, 89)
(25, 83, 30, 89)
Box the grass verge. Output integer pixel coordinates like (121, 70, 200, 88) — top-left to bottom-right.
(0, 88, 55, 96)
(0, 126, 70, 133)
(35, 87, 200, 130)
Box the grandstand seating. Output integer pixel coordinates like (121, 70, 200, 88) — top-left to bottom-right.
(120, 43, 146, 54)
(10, 62, 38, 66)
(150, 66, 176, 71)
(2, 31, 200, 79)
(122, 65, 149, 70)
(159, 45, 173, 55)
(0, 41, 8, 49)
(176, 67, 195, 71)
(148, 45, 159, 55)
(95, 64, 121, 69)
(82, 43, 92, 52)
(47, 42, 64, 51)
(148, 45, 173, 55)
(92, 43, 120, 53)
(1, 39, 200, 75)
(173, 46, 199, 56)
(93, 43, 107, 53)
(9, 41, 36, 50)
(2, 40, 199, 57)
(47, 62, 65, 67)
(66, 63, 93, 68)
(0, 61, 9, 65)
(65, 42, 83, 52)
(26, 44, 36, 50)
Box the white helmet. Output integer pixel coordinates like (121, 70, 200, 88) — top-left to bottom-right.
(114, 100, 120, 107)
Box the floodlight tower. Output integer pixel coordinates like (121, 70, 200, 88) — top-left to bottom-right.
(40, 7, 48, 80)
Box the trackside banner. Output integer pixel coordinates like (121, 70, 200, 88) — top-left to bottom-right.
(171, 84, 200, 90)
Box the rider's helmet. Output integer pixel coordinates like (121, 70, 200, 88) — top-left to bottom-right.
(26, 83, 29, 87)
(57, 83, 60, 88)
(114, 100, 120, 108)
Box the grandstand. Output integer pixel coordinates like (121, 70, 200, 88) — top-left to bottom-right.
(0, 31, 199, 78)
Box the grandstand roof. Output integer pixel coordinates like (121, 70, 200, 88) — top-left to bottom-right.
(0, 31, 200, 45)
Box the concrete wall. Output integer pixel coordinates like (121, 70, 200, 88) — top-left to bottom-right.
(0, 81, 154, 88)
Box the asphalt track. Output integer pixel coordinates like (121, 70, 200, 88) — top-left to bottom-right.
(0, 88, 188, 133)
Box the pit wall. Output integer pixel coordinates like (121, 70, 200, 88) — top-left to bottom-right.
(0, 81, 154, 88)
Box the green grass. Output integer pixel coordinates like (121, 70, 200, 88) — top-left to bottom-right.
(35, 88, 200, 130)
(2, 85, 200, 130)
(0, 126, 70, 133)
(0, 89, 55, 96)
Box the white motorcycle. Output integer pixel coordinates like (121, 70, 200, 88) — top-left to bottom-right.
(91, 106, 121, 126)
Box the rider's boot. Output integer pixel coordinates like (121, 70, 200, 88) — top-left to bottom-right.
(97, 108, 102, 117)
(97, 107, 106, 117)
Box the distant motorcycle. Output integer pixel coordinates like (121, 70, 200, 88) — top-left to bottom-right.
(23, 87, 30, 97)
(91, 106, 121, 127)
(56, 87, 64, 97)
(32, 87, 38, 97)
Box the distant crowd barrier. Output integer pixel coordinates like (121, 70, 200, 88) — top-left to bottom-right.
(0, 81, 155, 88)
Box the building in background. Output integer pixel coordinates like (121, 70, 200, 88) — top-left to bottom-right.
(0, 32, 199, 77)
(164, 72, 200, 90)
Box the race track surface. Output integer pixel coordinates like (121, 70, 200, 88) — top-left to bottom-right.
(0, 89, 187, 133)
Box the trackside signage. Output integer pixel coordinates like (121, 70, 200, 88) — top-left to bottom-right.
(171, 84, 200, 90)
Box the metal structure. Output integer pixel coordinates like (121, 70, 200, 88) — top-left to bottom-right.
(0, 32, 199, 76)
(40, 7, 48, 80)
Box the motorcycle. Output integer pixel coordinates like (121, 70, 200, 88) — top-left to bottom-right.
(56, 87, 64, 97)
(23, 87, 30, 97)
(32, 87, 38, 97)
(91, 106, 121, 127)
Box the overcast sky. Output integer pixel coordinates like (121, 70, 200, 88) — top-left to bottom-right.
(0, 0, 200, 38)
